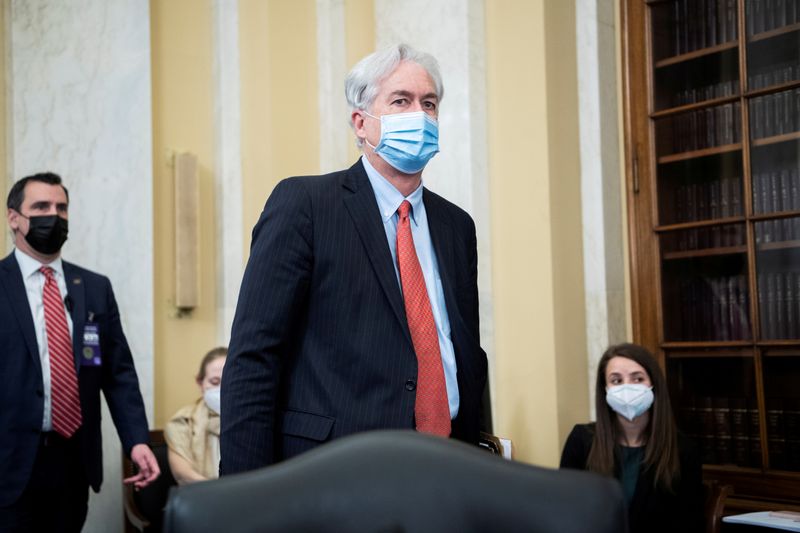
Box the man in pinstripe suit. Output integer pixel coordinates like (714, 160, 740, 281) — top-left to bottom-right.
(220, 44, 487, 474)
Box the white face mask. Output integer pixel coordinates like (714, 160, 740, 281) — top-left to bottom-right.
(203, 387, 221, 415)
(605, 384, 654, 422)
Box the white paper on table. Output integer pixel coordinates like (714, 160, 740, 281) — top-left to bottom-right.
(723, 511, 800, 532)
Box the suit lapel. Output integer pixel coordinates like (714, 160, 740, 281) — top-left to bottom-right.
(341, 161, 412, 345)
(62, 261, 86, 373)
(0, 253, 41, 367)
(424, 190, 460, 323)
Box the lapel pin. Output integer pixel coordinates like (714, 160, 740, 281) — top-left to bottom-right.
(73, 278, 81, 284)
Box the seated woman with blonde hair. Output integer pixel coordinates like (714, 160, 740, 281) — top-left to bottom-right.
(164, 347, 227, 484)
(560, 343, 703, 533)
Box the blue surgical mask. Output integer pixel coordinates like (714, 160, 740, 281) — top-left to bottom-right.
(363, 111, 440, 174)
(605, 384, 654, 421)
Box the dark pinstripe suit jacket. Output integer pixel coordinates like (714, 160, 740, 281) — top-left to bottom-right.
(220, 160, 487, 474)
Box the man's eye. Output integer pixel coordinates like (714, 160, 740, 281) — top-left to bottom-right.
(392, 98, 407, 105)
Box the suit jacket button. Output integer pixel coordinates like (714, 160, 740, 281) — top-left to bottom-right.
(36, 388, 44, 397)
(405, 379, 416, 391)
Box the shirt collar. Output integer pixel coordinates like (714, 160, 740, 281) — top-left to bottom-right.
(361, 155, 424, 226)
(14, 248, 65, 281)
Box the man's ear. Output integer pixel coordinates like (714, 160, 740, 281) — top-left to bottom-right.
(352, 110, 366, 140)
(7, 208, 19, 233)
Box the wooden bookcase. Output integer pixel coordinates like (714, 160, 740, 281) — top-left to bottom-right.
(621, 0, 800, 511)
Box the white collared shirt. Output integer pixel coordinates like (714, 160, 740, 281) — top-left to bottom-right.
(15, 248, 74, 431)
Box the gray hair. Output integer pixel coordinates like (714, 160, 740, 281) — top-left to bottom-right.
(345, 44, 444, 146)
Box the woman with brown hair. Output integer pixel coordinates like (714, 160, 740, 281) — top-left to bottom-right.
(560, 343, 703, 533)
(164, 347, 227, 484)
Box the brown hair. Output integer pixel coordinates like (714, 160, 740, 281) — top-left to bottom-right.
(196, 346, 228, 381)
(586, 343, 681, 492)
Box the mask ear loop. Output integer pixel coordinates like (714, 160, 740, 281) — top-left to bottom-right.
(360, 110, 381, 150)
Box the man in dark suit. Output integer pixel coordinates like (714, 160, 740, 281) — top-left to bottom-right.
(220, 44, 487, 474)
(0, 173, 160, 532)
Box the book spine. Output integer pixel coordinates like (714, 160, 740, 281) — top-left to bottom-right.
(710, 179, 721, 246)
(727, 0, 738, 39)
(786, 399, 800, 469)
(760, 173, 773, 242)
(731, 397, 749, 466)
(699, 396, 718, 464)
(781, 170, 793, 240)
(714, 396, 733, 464)
(767, 272, 778, 339)
(767, 398, 787, 469)
(776, 272, 786, 339)
(708, 0, 718, 46)
(754, 172, 763, 244)
(748, 398, 763, 468)
(754, 0, 765, 34)
(771, 172, 782, 241)
(738, 274, 751, 339)
(786, 272, 797, 339)
(729, 276, 740, 339)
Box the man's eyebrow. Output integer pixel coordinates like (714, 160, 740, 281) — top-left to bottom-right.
(387, 89, 439, 100)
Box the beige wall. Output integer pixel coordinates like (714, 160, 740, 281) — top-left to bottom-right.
(486, 0, 589, 466)
(240, 0, 320, 252)
(344, 0, 375, 163)
(151, 0, 219, 427)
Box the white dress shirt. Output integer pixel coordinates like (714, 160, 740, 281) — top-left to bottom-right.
(15, 248, 74, 431)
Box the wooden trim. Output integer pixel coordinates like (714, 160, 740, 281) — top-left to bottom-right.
(748, 21, 800, 42)
(752, 131, 800, 148)
(650, 95, 741, 119)
(654, 41, 739, 68)
(657, 143, 742, 164)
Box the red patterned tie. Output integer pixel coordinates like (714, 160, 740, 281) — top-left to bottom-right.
(396, 200, 451, 437)
(40, 266, 82, 438)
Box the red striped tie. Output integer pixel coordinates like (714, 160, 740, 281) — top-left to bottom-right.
(396, 200, 451, 437)
(40, 266, 82, 438)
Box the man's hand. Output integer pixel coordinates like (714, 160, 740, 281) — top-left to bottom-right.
(123, 443, 161, 489)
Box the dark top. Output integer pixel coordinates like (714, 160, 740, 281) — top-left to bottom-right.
(560, 423, 704, 533)
(620, 446, 644, 505)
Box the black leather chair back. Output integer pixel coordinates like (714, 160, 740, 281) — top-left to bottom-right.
(164, 430, 627, 533)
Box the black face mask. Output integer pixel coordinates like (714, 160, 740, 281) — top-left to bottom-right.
(21, 215, 69, 255)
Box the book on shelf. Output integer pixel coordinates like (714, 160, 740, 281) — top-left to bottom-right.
(768, 272, 778, 339)
(698, 396, 718, 464)
(714, 277, 727, 340)
(754, 172, 764, 243)
(786, 399, 800, 470)
(710, 180, 722, 246)
(788, 272, 798, 339)
(780, 170, 793, 241)
(725, 0, 737, 40)
(770, 172, 782, 241)
(776, 273, 786, 340)
(738, 274, 751, 339)
(749, 398, 763, 468)
(731, 175, 742, 217)
(767, 398, 787, 469)
(714, 396, 734, 463)
(731, 397, 750, 466)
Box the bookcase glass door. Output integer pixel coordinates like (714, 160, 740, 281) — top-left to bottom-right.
(645, 0, 800, 479)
